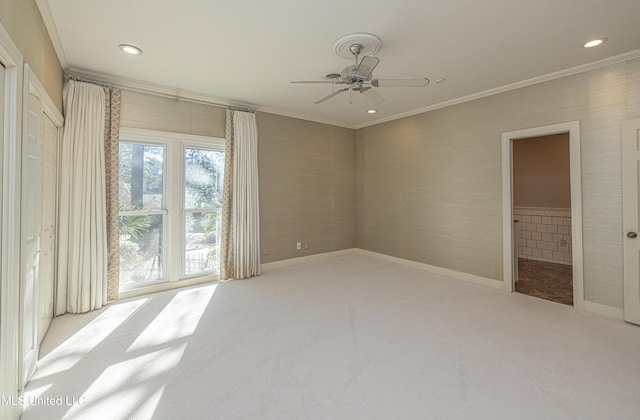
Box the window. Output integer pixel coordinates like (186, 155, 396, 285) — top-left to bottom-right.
(118, 129, 225, 292)
(183, 147, 225, 277)
(118, 143, 166, 288)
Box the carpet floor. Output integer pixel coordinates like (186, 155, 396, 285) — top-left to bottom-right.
(22, 254, 640, 419)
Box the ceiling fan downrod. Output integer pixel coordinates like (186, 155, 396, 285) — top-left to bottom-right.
(349, 44, 362, 66)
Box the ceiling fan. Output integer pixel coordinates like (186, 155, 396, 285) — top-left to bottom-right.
(291, 43, 430, 105)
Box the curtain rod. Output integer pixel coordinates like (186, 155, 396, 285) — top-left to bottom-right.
(64, 72, 256, 113)
(227, 106, 255, 113)
(64, 73, 113, 88)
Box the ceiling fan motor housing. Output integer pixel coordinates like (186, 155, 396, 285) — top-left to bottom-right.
(342, 64, 370, 84)
(292, 32, 429, 105)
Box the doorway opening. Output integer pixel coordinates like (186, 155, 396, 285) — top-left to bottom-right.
(512, 133, 572, 305)
(502, 122, 584, 310)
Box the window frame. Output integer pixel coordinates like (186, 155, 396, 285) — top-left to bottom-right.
(118, 128, 225, 296)
(117, 139, 168, 292)
(181, 142, 225, 279)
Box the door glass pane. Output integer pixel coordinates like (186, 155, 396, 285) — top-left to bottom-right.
(184, 211, 220, 275)
(119, 143, 164, 210)
(184, 148, 224, 209)
(119, 214, 163, 287)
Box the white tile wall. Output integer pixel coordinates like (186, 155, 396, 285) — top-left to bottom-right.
(515, 207, 572, 265)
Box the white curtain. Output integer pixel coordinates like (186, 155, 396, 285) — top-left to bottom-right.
(230, 111, 261, 279)
(56, 81, 108, 314)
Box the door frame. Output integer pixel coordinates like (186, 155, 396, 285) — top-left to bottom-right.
(622, 118, 640, 324)
(19, 64, 63, 389)
(0, 22, 24, 420)
(501, 121, 584, 310)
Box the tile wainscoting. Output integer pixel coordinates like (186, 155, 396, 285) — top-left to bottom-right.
(514, 207, 572, 265)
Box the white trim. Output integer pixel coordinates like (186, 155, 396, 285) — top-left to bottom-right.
(68, 68, 355, 129)
(584, 301, 624, 320)
(18, 64, 63, 392)
(260, 248, 504, 290)
(117, 139, 170, 292)
(66, 49, 640, 132)
(0, 21, 24, 420)
(180, 142, 224, 279)
(118, 273, 218, 301)
(622, 118, 640, 325)
(261, 249, 357, 271)
(119, 127, 225, 146)
(260, 249, 625, 323)
(355, 249, 504, 289)
(34, 0, 68, 68)
(117, 128, 227, 295)
(25, 64, 63, 127)
(501, 121, 584, 311)
(356, 49, 640, 129)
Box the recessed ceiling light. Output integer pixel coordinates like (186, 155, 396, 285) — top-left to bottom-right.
(367, 109, 377, 114)
(119, 44, 143, 55)
(583, 38, 607, 48)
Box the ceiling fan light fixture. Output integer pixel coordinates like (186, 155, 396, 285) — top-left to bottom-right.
(119, 44, 143, 55)
(583, 38, 607, 48)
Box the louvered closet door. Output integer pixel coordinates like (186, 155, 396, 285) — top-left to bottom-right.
(38, 114, 57, 343)
(21, 92, 43, 385)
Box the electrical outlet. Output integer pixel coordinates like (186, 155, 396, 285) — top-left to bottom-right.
(303, 242, 309, 250)
(296, 241, 302, 251)
(262, 247, 269, 255)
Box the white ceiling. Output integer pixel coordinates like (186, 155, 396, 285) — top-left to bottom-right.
(44, 0, 640, 128)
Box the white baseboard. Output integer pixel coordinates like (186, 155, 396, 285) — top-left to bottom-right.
(256, 249, 627, 323)
(118, 275, 218, 301)
(354, 249, 505, 290)
(261, 248, 504, 290)
(261, 249, 357, 272)
(584, 301, 624, 320)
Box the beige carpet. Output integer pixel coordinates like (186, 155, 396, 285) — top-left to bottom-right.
(22, 254, 640, 419)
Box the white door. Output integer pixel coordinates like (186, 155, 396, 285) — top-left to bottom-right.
(622, 118, 640, 325)
(21, 92, 43, 385)
(38, 114, 57, 342)
(0, 63, 4, 223)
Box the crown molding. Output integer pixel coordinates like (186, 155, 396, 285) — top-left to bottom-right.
(31, 0, 640, 131)
(35, 0, 68, 69)
(355, 48, 640, 129)
(66, 46, 640, 132)
(66, 68, 356, 129)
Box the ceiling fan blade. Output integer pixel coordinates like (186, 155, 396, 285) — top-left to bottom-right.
(361, 87, 386, 105)
(354, 56, 380, 80)
(291, 80, 343, 84)
(371, 77, 430, 87)
(314, 88, 349, 104)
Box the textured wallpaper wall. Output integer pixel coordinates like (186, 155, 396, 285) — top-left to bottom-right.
(120, 91, 356, 265)
(0, 0, 63, 111)
(356, 58, 640, 309)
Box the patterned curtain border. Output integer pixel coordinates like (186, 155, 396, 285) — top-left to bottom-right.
(220, 109, 235, 280)
(105, 88, 121, 301)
